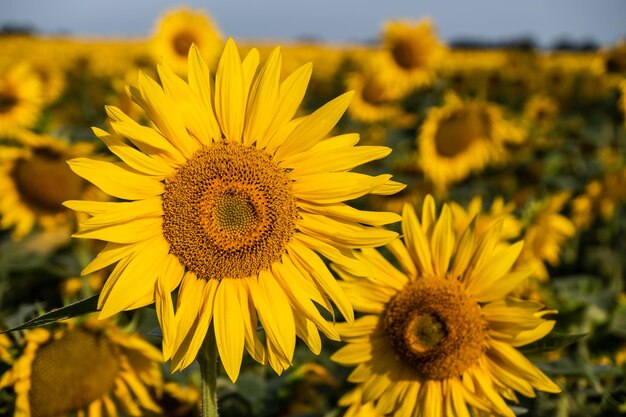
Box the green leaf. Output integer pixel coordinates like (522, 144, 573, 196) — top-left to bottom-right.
(520, 331, 588, 354)
(1, 294, 99, 333)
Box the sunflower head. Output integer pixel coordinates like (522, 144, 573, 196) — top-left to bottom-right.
(0, 131, 95, 239)
(382, 19, 445, 90)
(66, 38, 403, 382)
(151, 7, 222, 75)
(0, 64, 43, 136)
(0, 320, 163, 417)
(418, 96, 523, 191)
(332, 196, 560, 417)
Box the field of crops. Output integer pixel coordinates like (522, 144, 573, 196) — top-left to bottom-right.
(1, 7, 626, 417)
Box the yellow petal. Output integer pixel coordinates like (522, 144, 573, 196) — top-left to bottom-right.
(263, 62, 312, 145)
(298, 201, 401, 226)
(430, 204, 455, 276)
(293, 172, 392, 204)
(187, 44, 221, 141)
(244, 47, 282, 146)
(273, 91, 354, 161)
(68, 158, 164, 200)
(214, 280, 247, 381)
(94, 127, 173, 177)
(215, 38, 246, 143)
(298, 212, 398, 248)
(401, 204, 434, 277)
(283, 145, 392, 178)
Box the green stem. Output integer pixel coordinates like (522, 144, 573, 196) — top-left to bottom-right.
(198, 328, 219, 417)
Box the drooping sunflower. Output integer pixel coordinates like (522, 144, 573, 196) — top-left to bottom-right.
(417, 96, 524, 191)
(0, 64, 43, 137)
(0, 320, 163, 417)
(332, 196, 560, 417)
(151, 7, 222, 75)
(381, 19, 445, 91)
(0, 131, 95, 239)
(65, 39, 403, 382)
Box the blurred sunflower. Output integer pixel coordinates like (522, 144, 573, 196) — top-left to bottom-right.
(147, 382, 200, 417)
(332, 196, 560, 417)
(381, 19, 445, 91)
(0, 64, 43, 137)
(345, 54, 414, 126)
(523, 94, 559, 132)
(151, 8, 222, 75)
(66, 39, 403, 382)
(517, 193, 576, 281)
(418, 96, 522, 191)
(0, 320, 163, 417)
(29, 60, 66, 105)
(0, 131, 95, 239)
(571, 168, 626, 229)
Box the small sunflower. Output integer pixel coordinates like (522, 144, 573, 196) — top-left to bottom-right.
(0, 320, 163, 417)
(151, 7, 222, 75)
(572, 169, 626, 229)
(517, 193, 576, 281)
(332, 196, 560, 417)
(418, 96, 523, 191)
(381, 19, 445, 91)
(66, 39, 403, 382)
(523, 95, 559, 132)
(0, 64, 43, 137)
(345, 54, 414, 126)
(0, 131, 95, 239)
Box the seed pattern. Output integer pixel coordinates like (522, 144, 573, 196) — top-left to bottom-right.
(383, 276, 487, 380)
(162, 142, 298, 280)
(29, 330, 120, 417)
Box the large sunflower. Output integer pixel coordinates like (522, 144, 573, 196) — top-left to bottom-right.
(0, 64, 43, 137)
(65, 39, 403, 382)
(0, 131, 95, 239)
(332, 196, 560, 417)
(418, 96, 524, 191)
(151, 7, 222, 75)
(381, 19, 445, 91)
(0, 320, 163, 417)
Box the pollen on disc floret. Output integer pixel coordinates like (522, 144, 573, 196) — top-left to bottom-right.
(161, 141, 298, 281)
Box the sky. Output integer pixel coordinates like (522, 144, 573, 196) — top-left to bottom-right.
(0, 0, 625, 47)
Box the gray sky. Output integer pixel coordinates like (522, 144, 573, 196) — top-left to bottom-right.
(0, 0, 624, 47)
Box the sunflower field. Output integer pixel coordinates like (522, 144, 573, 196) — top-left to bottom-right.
(1, 7, 626, 417)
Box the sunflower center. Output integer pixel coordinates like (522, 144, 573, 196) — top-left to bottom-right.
(361, 77, 388, 105)
(162, 142, 298, 280)
(391, 39, 426, 70)
(28, 330, 120, 417)
(0, 91, 18, 113)
(11, 147, 85, 213)
(173, 31, 196, 56)
(383, 276, 487, 380)
(434, 107, 490, 158)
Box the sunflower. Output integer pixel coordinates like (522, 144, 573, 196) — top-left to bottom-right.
(0, 64, 43, 137)
(523, 95, 559, 132)
(572, 169, 626, 229)
(345, 54, 414, 126)
(0, 320, 163, 417)
(332, 196, 560, 417)
(151, 7, 222, 75)
(0, 131, 95, 239)
(417, 96, 522, 191)
(381, 19, 445, 91)
(65, 39, 403, 382)
(517, 192, 576, 281)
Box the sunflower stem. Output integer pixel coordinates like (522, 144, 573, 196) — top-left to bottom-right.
(198, 328, 219, 417)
